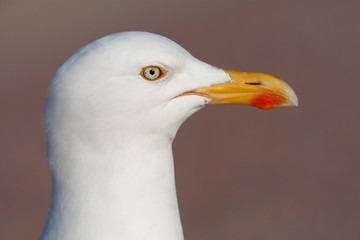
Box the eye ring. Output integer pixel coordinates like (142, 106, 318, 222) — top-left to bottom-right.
(141, 65, 167, 81)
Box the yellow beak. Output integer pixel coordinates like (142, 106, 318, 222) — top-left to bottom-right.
(181, 70, 298, 110)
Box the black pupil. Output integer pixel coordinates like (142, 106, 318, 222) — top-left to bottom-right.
(149, 69, 155, 75)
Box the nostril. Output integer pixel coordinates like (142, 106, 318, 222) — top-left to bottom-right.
(246, 82, 262, 85)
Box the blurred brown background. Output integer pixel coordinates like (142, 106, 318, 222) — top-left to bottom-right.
(1, 0, 359, 239)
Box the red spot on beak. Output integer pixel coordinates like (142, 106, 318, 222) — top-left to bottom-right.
(251, 93, 286, 110)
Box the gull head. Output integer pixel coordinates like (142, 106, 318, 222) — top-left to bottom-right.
(44, 32, 297, 150)
(41, 31, 298, 240)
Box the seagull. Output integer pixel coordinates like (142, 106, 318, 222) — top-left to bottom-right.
(39, 32, 297, 240)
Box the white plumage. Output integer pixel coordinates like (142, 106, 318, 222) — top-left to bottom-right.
(40, 32, 297, 240)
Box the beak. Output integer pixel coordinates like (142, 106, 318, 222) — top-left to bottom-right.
(180, 70, 298, 110)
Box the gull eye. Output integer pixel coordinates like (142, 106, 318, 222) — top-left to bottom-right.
(141, 66, 166, 81)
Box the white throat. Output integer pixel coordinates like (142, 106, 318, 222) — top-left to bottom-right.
(40, 133, 184, 240)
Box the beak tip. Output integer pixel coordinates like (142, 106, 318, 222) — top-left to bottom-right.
(287, 90, 298, 107)
(288, 95, 298, 107)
